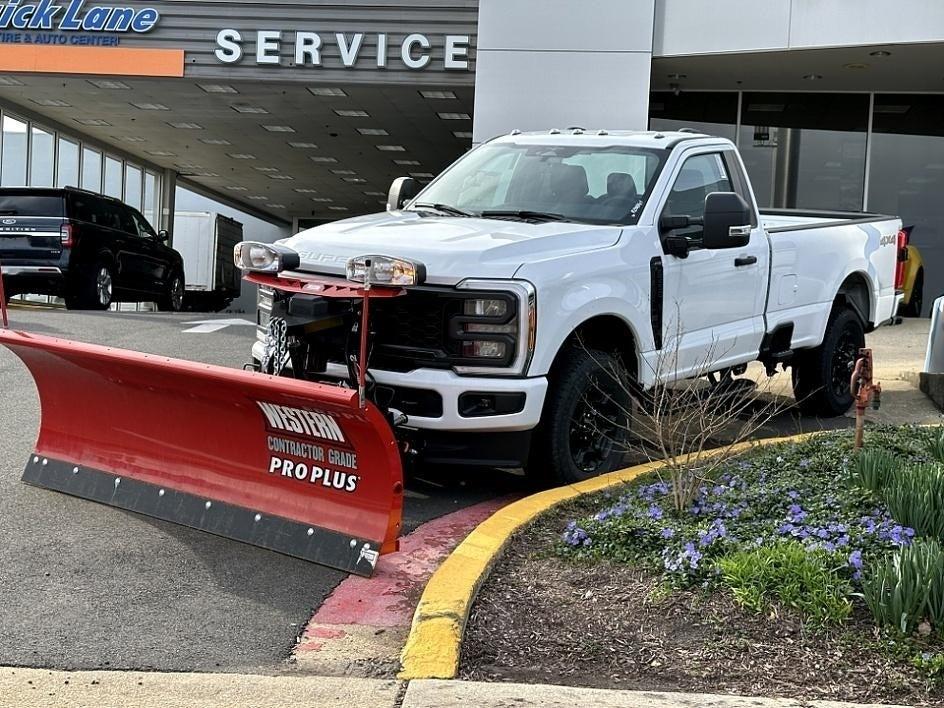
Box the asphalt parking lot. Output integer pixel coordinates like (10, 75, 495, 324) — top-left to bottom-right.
(0, 307, 526, 673)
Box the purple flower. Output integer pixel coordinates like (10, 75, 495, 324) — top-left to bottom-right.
(787, 490, 800, 500)
(661, 527, 675, 539)
(647, 504, 664, 521)
(848, 549, 863, 570)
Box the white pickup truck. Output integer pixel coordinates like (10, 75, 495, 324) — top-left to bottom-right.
(248, 130, 904, 484)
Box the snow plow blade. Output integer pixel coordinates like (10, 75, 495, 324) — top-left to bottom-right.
(0, 329, 403, 577)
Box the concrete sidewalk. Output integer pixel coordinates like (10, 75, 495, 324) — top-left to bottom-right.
(0, 670, 911, 708)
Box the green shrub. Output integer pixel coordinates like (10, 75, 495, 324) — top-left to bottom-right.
(853, 449, 901, 493)
(717, 540, 852, 626)
(884, 464, 944, 540)
(861, 539, 944, 636)
(928, 429, 944, 465)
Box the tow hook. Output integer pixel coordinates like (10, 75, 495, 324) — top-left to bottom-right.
(850, 347, 882, 450)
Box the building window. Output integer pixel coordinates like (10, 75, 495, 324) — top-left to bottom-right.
(869, 94, 944, 312)
(1, 115, 28, 186)
(125, 164, 142, 210)
(738, 92, 869, 211)
(28, 125, 54, 187)
(649, 92, 738, 141)
(81, 147, 102, 191)
(56, 137, 79, 188)
(143, 171, 158, 227)
(104, 155, 122, 199)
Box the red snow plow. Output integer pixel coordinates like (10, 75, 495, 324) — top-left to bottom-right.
(0, 250, 413, 576)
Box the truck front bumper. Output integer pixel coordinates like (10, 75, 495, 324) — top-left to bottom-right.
(251, 340, 548, 433)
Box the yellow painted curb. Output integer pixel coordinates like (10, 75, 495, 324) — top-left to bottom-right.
(398, 433, 815, 680)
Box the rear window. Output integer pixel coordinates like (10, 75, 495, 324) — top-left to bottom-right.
(0, 192, 65, 217)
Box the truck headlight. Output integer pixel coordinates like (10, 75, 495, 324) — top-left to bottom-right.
(452, 280, 537, 376)
(234, 241, 300, 273)
(346, 255, 426, 286)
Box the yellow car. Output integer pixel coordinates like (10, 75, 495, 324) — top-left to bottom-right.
(899, 228, 924, 317)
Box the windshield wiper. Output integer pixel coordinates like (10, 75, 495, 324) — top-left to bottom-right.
(479, 210, 568, 223)
(412, 202, 472, 217)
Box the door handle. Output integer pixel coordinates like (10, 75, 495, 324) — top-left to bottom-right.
(734, 255, 757, 267)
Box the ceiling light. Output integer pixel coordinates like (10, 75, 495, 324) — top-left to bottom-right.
(75, 118, 111, 126)
(310, 156, 338, 163)
(873, 104, 911, 114)
(176, 163, 203, 170)
(294, 188, 318, 194)
(394, 159, 420, 166)
(803, 73, 823, 80)
(226, 186, 248, 191)
(31, 98, 71, 107)
(343, 177, 366, 183)
(254, 166, 279, 172)
(844, 63, 869, 70)
(335, 109, 369, 118)
(329, 206, 348, 211)
(309, 87, 347, 97)
(268, 204, 286, 209)
(132, 102, 170, 110)
(89, 79, 131, 90)
(269, 175, 294, 180)
(438, 112, 471, 120)
(667, 73, 687, 80)
(200, 138, 231, 145)
(869, 50, 892, 57)
(332, 169, 356, 175)
(198, 83, 238, 94)
(191, 172, 220, 178)
(232, 104, 269, 114)
(227, 153, 256, 160)
(377, 145, 406, 152)
(168, 122, 203, 129)
(419, 90, 456, 99)
(288, 141, 318, 149)
(746, 103, 785, 112)
(357, 127, 388, 136)
(147, 150, 176, 156)
(364, 191, 385, 196)
(0, 76, 24, 86)
(311, 197, 333, 202)
(262, 124, 295, 132)
(453, 131, 473, 139)
(121, 136, 147, 143)
(410, 172, 434, 178)
(247, 195, 268, 201)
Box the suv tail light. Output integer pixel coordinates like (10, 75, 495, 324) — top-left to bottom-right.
(60, 223, 76, 248)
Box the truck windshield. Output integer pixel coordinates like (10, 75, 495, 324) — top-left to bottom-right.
(0, 192, 65, 217)
(411, 142, 667, 225)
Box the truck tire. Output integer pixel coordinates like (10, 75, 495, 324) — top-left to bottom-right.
(65, 261, 113, 311)
(157, 272, 185, 312)
(792, 307, 865, 417)
(530, 347, 632, 485)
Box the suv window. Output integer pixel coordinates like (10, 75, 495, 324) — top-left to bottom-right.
(131, 210, 157, 239)
(662, 152, 733, 239)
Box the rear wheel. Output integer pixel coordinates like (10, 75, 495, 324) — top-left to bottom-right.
(157, 272, 185, 312)
(529, 347, 632, 486)
(65, 262, 113, 311)
(792, 307, 865, 417)
(902, 269, 924, 318)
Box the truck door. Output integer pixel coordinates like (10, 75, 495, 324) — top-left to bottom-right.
(657, 149, 769, 378)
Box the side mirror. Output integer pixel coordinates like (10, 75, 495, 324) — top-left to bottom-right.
(157, 229, 169, 243)
(701, 192, 752, 249)
(387, 177, 419, 212)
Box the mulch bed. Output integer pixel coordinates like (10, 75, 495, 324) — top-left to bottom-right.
(461, 501, 944, 706)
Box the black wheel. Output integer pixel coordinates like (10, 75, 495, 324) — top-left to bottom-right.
(901, 269, 923, 318)
(157, 272, 185, 312)
(65, 261, 113, 310)
(529, 348, 632, 485)
(792, 307, 865, 417)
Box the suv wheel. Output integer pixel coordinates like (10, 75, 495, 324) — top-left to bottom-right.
(66, 262, 113, 310)
(792, 307, 865, 417)
(158, 272, 185, 312)
(529, 347, 632, 486)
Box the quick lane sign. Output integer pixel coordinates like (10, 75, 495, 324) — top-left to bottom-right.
(0, 0, 159, 33)
(215, 30, 471, 71)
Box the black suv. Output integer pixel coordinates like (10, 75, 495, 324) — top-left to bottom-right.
(0, 187, 185, 311)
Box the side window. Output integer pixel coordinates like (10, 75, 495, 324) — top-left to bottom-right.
(662, 153, 733, 230)
(132, 210, 156, 238)
(722, 150, 759, 227)
(114, 204, 136, 235)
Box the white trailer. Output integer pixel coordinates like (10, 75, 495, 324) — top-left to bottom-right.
(173, 211, 243, 312)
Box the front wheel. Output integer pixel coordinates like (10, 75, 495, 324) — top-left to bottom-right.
(157, 272, 185, 312)
(528, 347, 632, 486)
(792, 307, 865, 417)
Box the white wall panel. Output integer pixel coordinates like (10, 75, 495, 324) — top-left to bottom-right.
(789, 0, 944, 48)
(654, 0, 791, 56)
